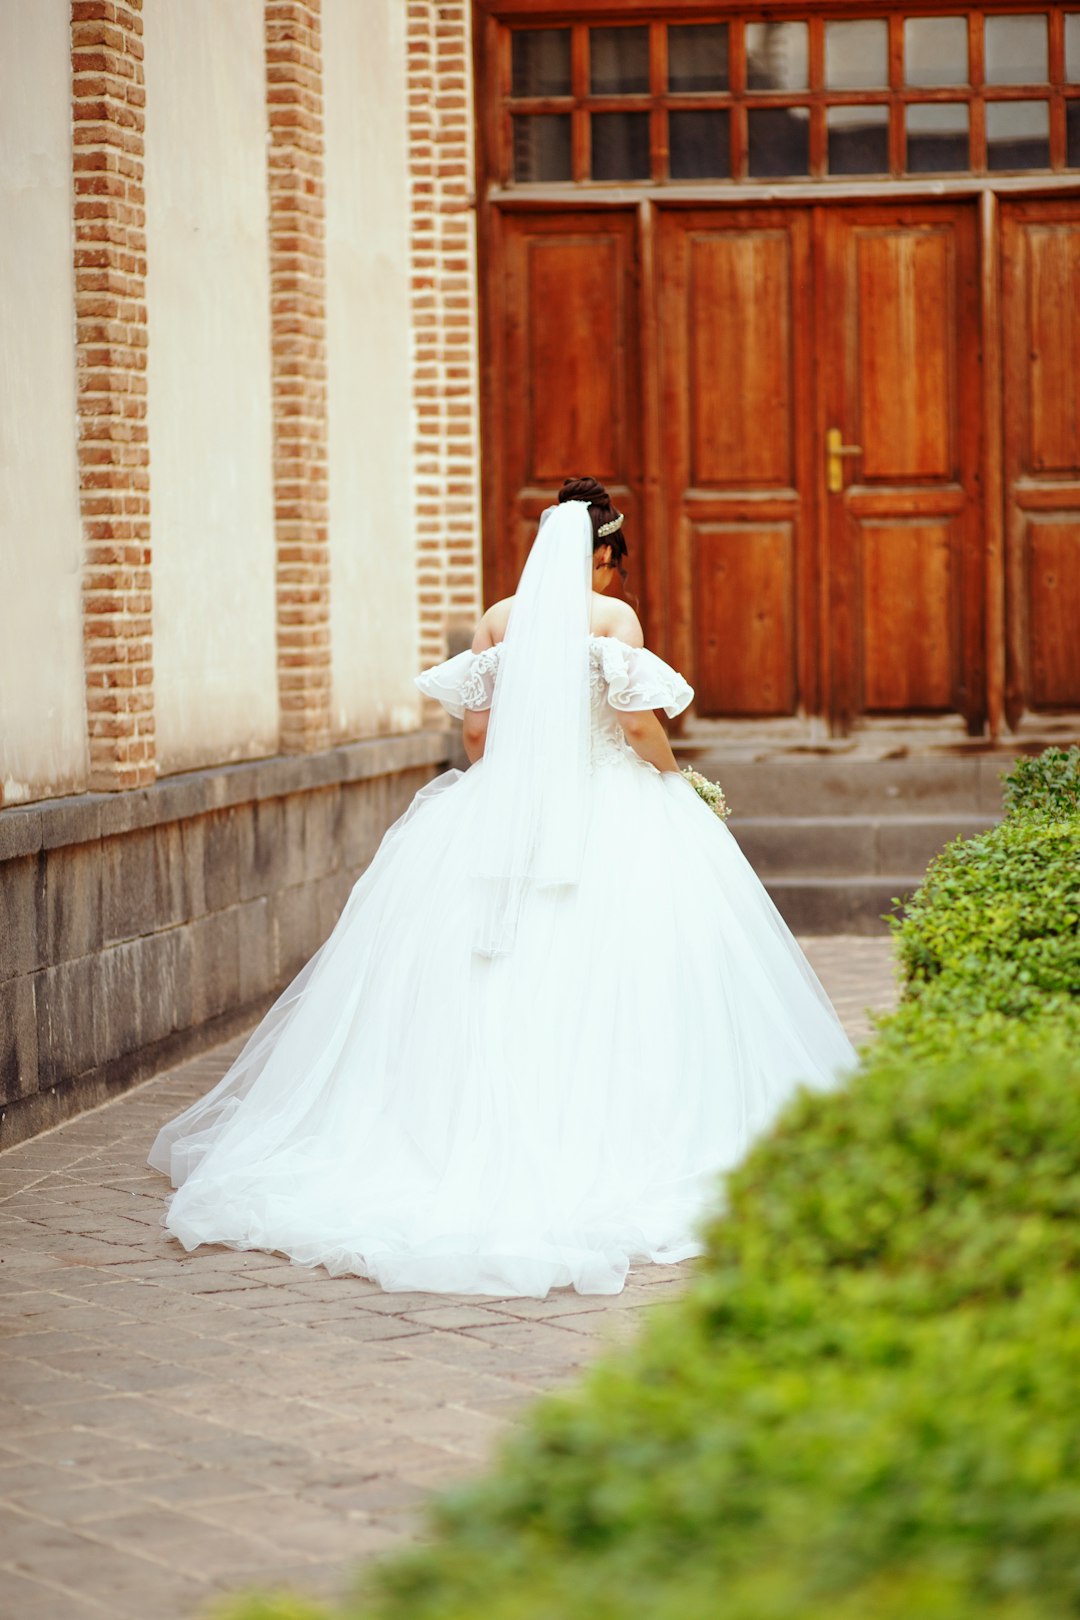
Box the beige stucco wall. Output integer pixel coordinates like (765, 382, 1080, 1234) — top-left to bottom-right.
(143, 0, 278, 774)
(0, 0, 88, 804)
(323, 0, 420, 737)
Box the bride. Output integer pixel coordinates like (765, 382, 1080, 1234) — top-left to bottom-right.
(149, 477, 856, 1298)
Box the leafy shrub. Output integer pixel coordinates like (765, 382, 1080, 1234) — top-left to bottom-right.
(221, 749, 1080, 1620)
(219, 1050, 1080, 1620)
(877, 814, 1080, 1066)
(1003, 745, 1080, 819)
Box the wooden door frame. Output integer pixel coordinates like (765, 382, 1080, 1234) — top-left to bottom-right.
(479, 192, 1020, 720)
(473, 2, 1080, 735)
(655, 205, 817, 713)
(491, 208, 646, 604)
(1000, 195, 1080, 726)
(476, 0, 1074, 24)
(815, 199, 985, 733)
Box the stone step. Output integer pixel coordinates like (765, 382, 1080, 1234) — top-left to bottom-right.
(730, 812, 998, 878)
(762, 875, 922, 935)
(676, 752, 1014, 817)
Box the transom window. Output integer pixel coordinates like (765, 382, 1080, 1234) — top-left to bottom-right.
(505, 9, 1080, 183)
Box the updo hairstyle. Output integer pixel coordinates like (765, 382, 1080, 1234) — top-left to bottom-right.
(557, 476, 628, 580)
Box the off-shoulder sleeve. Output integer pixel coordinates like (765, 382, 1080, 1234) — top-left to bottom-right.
(595, 638, 694, 718)
(414, 645, 501, 719)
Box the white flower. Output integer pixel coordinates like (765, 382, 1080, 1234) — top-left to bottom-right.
(681, 766, 731, 820)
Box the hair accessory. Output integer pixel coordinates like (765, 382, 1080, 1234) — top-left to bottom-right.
(597, 512, 624, 538)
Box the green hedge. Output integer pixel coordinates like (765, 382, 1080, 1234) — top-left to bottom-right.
(220, 749, 1080, 1620)
(877, 815, 1080, 1066)
(1002, 745, 1080, 819)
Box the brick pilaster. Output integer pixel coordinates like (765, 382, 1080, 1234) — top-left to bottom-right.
(407, 1, 482, 668)
(265, 0, 331, 754)
(71, 0, 155, 791)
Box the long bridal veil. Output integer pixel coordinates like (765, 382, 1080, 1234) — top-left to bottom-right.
(468, 499, 593, 957)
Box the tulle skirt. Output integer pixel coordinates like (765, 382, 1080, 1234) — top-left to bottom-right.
(149, 759, 857, 1297)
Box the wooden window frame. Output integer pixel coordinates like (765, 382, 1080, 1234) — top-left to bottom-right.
(493, 3, 1080, 188)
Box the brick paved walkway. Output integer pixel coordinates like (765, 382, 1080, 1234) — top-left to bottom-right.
(0, 936, 897, 1619)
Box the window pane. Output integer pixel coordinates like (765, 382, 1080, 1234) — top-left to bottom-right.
(904, 16, 969, 88)
(984, 15, 1048, 86)
(828, 105, 889, 174)
(747, 107, 810, 177)
(511, 29, 571, 98)
(825, 19, 889, 90)
(746, 23, 808, 92)
(906, 102, 970, 172)
(668, 24, 728, 93)
(591, 112, 650, 180)
(669, 109, 731, 178)
(1066, 15, 1080, 81)
(1067, 101, 1080, 164)
(986, 100, 1050, 169)
(512, 115, 571, 182)
(590, 28, 649, 95)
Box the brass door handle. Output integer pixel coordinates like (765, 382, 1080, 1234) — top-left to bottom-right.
(826, 426, 862, 493)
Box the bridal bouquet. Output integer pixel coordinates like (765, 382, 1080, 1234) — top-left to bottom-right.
(681, 766, 731, 820)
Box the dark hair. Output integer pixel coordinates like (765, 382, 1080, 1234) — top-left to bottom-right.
(557, 476, 628, 579)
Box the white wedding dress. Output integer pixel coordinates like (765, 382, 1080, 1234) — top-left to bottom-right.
(150, 507, 856, 1298)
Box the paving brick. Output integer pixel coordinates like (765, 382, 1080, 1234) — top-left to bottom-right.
(0, 1570, 114, 1620)
(7, 1482, 150, 1524)
(0, 933, 897, 1617)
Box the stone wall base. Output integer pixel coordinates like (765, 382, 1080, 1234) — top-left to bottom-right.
(0, 731, 451, 1151)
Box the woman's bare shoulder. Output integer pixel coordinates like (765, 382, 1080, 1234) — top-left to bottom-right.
(471, 596, 515, 651)
(472, 593, 644, 652)
(591, 597, 644, 648)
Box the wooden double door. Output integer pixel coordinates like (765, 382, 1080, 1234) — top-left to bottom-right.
(485, 197, 1080, 733)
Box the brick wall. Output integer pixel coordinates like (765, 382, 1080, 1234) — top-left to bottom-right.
(71, 0, 155, 792)
(406, 0, 483, 669)
(3, 0, 483, 1141)
(71, 0, 484, 772)
(12, 0, 478, 799)
(265, 0, 333, 754)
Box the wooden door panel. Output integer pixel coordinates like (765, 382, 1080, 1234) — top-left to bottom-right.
(1025, 226, 1080, 475)
(856, 230, 955, 483)
(1026, 520, 1080, 706)
(660, 209, 812, 718)
(491, 212, 642, 607)
(526, 237, 622, 484)
(822, 204, 982, 729)
(860, 521, 955, 711)
(689, 233, 794, 489)
(693, 523, 795, 714)
(1003, 202, 1080, 718)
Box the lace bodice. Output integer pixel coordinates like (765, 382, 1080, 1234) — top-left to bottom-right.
(416, 635, 694, 769)
(586, 638, 676, 766)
